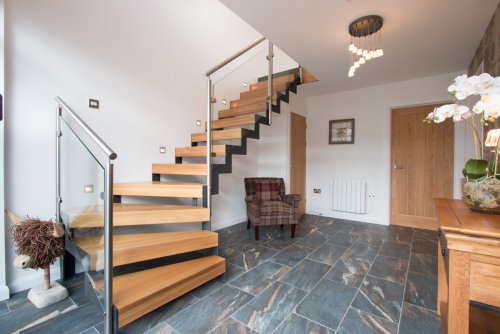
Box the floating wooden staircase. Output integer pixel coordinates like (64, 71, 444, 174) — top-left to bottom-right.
(63, 67, 314, 329)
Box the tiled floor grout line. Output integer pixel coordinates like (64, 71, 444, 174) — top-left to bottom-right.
(397, 228, 415, 334)
(333, 237, 384, 332)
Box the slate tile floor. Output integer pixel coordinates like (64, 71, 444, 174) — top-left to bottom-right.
(0, 215, 442, 334)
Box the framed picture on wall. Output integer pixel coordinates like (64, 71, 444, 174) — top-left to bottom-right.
(329, 118, 355, 144)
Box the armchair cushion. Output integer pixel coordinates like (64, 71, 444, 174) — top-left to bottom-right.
(260, 201, 293, 217)
(254, 182, 281, 201)
(283, 194, 301, 208)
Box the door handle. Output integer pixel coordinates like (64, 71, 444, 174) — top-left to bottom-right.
(393, 165, 405, 170)
(292, 165, 298, 168)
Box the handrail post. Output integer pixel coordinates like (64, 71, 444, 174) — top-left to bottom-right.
(206, 78, 212, 214)
(55, 105, 62, 224)
(267, 41, 274, 125)
(104, 163, 113, 334)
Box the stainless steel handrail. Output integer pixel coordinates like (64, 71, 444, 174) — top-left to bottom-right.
(55, 97, 116, 334)
(55, 97, 117, 163)
(205, 37, 265, 77)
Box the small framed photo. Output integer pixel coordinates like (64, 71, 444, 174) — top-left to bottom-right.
(329, 118, 355, 144)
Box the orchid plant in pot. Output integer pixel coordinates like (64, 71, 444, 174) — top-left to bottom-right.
(425, 73, 500, 214)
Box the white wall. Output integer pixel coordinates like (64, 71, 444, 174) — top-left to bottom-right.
(0, 0, 8, 301)
(4, 0, 267, 293)
(306, 71, 465, 225)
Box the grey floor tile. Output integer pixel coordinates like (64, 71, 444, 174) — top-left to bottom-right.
(220, 247, 244, 265)
(386, 227, 413, 245)
(274, 313, 335, 334)
(357, 230, 386, 246)
(210, 317, 258, 334)
(408, 253, 437, 280)
(404, 272, 437, 311)
(144, 322, 179, 334)
(411, 237, 437, 256)
(279, 259, 331, 291)
(324, 260, 366, 288)
(351, 275, 404, 323)
(327, 232, 359, 247)
(339, 242, 380, 275)
(6, 289, 30, 311)
(0, 296, 75, 334)
(225, 263, 248, 283)
(337, 307, 398, 334)
(307, 242, 348, 265)
(399, 302, 441, 334)
(268, 245, 313, 268)
(294, 230, 329, 249)
(22, 302, 102, 334)
(79, 328, 100, 334)
(231, 261, 289, 295)
(295, 279, 357, 330)
(230, 245, 278, 270)
(190, 279, 224, 299)
(265, 236, 298, 251)
(413, 229, 437, 241)
(233, 282, 306, 334)
(121, 293, 198, 334)
(167, 285, 253, 334)
(0, 300, 8, 316)
(379, 241, 411, 259)
(368, 255, 408, 285)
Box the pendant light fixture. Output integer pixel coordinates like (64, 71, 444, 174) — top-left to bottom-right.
(348, 15, 384, 78)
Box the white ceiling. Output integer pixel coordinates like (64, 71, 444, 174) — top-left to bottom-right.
(219, 0, 499, 96)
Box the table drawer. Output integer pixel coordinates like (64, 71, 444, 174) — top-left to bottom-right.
(470, 261, 500, 308)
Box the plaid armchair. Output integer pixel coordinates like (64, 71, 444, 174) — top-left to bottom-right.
(244, 177, 301, 240)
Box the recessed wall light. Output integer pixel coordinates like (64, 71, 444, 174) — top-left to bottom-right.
(159, 147, 166, 154)
(196, 120, 202, 126)
(84, 185, 94, 193)
(222, 99, 227, 105)
(242, 82, 248, 87)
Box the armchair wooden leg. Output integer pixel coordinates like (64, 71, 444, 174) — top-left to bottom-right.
(255, 226, 260, 241)
(291, 224, 296, 238)
(247, 219, 251, 230)
(280, 224, 284, 230)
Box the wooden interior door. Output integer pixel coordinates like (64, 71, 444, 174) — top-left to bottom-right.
(391, 104, 454, 230)
(290, 112, 306, 218)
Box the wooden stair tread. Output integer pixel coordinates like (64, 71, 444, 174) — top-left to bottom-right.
(192, 128, 242, 143)
(74, 230, 219, 269)
(249, 73, 296, 91)
(176, 145, 226, 157)
(114, 181, 205, 198)
(218, 101, 267, 119)
(114, 256, 225, 327)
(64, 204, 210, 228)
(212, 114, 256, 129)
(230, 95, 276, 108)
(240, 82, 288, 100)
(152, 163, 207, 176)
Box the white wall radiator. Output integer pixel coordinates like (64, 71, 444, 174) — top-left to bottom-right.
(331, 179, 367, 214)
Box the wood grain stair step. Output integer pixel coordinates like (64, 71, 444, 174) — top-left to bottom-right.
(114, 255, 225, 327)
(114, 182, 205, 198)
(192, 128, 242, 143)
(152, 163, 207, 176)
(230, 95, 276, 108)
(74, 230, 219, 270)
(240, 82, 288, 100)
(64, 204, 210, 229)
(218, 101, 267, 119)
(175, 145, 226, 157)
(212, 114, 256, 129)
(249, 73, 296, 91)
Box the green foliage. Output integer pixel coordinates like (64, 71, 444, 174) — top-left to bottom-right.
(463, 159, 488, 180)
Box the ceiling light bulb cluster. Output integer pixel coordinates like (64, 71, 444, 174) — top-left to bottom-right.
(347, 15, 384, 78)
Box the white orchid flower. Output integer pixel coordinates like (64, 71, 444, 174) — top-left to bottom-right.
(473, 94, 500, 119)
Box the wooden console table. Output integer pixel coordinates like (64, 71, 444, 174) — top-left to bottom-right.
(435, 199, 500, 333)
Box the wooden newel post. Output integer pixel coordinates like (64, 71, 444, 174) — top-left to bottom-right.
(44, 267, 51, 290)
